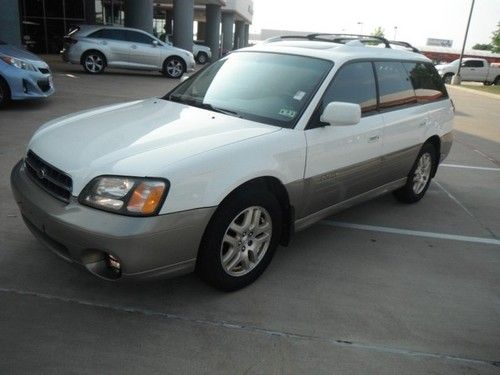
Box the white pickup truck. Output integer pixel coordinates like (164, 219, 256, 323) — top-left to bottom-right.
(435, 58, 500, 85)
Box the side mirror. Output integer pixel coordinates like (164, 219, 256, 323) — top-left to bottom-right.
(152, 40, 159, 47)
(320, 102, 361, 126)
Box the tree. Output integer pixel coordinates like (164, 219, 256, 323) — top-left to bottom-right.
(371, 27, 385, 38)
(491, 22, 500, 53)
(472, 43, 493, 50)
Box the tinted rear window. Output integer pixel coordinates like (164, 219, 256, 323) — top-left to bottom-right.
(126, 31, 154, 44)
(463, 60, 484, 68)
(403, 62, 448, 103)
(89, 28, 127, 41)
(375, 61, 417, 110)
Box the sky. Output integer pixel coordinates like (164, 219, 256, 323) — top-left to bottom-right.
(250, 0, 500, 49)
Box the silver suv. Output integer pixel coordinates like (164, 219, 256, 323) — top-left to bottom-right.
(61, 25, 195, 78)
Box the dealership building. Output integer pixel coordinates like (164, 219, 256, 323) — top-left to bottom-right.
(0, 0, 253, 58)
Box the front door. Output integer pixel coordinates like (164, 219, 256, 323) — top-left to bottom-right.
(126, 30, 161, 69)
(302, 61, 384, 218)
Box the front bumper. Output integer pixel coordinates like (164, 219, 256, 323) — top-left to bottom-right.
(11, 160, 215, 280)
(1, 61, 55, 100)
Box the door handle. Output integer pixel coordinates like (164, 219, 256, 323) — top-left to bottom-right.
(368, 135, 380, 143)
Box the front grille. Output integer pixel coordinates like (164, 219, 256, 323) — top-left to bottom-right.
(38, 67, 50, 74)
(37, 79, 51, 92)
(25, 151, 73, 203)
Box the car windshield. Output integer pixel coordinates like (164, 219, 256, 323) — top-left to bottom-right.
(165, 52, 333, 128)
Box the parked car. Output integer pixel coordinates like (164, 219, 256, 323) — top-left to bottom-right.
(11, 36, 454, 291)
(61, 25, 195, 78)
(435, 58, 500, 85)
(0, 40, 54, 107)
(192, 41, 212, 64)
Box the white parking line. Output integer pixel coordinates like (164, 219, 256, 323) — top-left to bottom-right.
(441, 164, 500, 171)
(321, 221, 500, 246)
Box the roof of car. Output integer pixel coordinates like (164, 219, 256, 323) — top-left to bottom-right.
(243, 40, 430, 65)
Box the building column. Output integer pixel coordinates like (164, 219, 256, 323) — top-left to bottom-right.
(205, 4, 221, 59)
(197, 22, 206, 41)
(84, 0, 96, 24)
(243, 24, 250, 47)
(0, 0, 21, 46)
(221, 12, 234, 54)
(233, 21, 245, 49)
(165, 10, 173, 36)
(173, 0, 194, 52)
(124, 0, 153, 34)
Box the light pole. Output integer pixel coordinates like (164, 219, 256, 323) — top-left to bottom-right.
(453, 0, 475, 85)
(357, 22, 363, 34)
(393, 26, 398, 40)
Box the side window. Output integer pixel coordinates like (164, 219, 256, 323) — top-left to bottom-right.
(100, 29, 127, 41)
(463, 60, 483, 68)
(375, 61, 416, 110)
(88, 29, 104, 39)
(127, 31, 154, 44)
(318, 62, 378, 120)
(403, 62, 448, 103)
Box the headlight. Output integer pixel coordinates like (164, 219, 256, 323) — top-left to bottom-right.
(0, 54, 36, 71)
(79, 176, 169, 216)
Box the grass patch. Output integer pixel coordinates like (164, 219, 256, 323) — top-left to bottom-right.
(461, 84, 500, 95)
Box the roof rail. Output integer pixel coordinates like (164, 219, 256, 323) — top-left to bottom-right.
(264, 33, 392, 49)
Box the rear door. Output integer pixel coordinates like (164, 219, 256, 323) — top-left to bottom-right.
(460, 59, 485, 81)
(376, 61, 426, 183)
(126, 30, 161, 69)
(94, 28, 129, 66)
(302, 61, 384, 217)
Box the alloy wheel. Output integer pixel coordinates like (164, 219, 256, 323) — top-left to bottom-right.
(220, 206, 272, 277)
(412, 152, 432, 194)
(167, 59, 184, 78)
(85, 54, 104, 73)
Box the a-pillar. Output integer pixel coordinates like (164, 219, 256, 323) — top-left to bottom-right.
(124, 0, 153, 34)
(221, 12, 234, 54)
(206, 4, 221, 59)
(173, 0, 194, 52)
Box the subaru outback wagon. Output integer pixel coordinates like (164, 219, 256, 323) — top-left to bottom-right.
(12, 34, 454, 291)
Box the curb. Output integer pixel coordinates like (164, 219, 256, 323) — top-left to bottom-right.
(446, 84, 500, 100)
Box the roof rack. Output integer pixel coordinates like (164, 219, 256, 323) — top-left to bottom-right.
(264, 33, 392, 48)
(388, 40, 420, 53)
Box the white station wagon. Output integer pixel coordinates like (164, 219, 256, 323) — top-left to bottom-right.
(11, 34, 454, 291)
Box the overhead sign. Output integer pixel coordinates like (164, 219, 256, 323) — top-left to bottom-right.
(426, 38, 453, 47)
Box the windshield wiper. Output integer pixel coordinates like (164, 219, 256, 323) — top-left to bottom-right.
(169, 94, 243, 118)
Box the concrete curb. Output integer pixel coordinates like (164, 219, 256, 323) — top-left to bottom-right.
(446, 84, 500, 100)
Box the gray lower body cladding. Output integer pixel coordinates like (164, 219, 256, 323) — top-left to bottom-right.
(11, 160, 215, 280)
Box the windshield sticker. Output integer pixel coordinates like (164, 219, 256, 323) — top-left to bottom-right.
(293, 91, 306, 101)
(279, 109, 297, 118)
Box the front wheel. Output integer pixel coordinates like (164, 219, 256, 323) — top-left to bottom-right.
(196, 52, 209, 65)
(162, 56, 185, 78)
(443, 73, 453, 84)
(0, 78, 10, 108)
(394, 143, 437, 203)
(197, 189, 282, 291)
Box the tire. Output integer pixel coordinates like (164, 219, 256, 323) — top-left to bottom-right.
(394, 143, 437, 204)
(197, 189, 283, 291)
(196, 52, 208, 65)
(82, 51, 106, 74)
(494, 76, 500, 86)
(0, 78, 10, 108)
(443, 73, 453, 84)
(162, 56, 185, 78)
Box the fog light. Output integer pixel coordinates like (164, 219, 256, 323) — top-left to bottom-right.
(107, 254, 121, 274)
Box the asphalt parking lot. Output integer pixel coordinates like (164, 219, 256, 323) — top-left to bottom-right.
(1, 56, 499, 374)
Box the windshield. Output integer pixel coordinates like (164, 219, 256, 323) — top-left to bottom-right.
(165, 52, 333, 128)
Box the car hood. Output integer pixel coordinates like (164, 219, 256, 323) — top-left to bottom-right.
(28, 98, 279, 194)
(0, 44, 45, 62)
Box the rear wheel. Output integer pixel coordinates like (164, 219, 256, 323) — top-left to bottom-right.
(197, 189, 282, 291)
(196, 52, 209, 65)
(162, 56, 185, 78)
(494, 76, 500, 86)
(82, 51, 106, 74)
(443, 73, 453, 84)
(394, 143, 437, 203)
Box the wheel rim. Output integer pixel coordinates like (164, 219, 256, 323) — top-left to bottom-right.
(444, 75, 452, 84)
(85, 54, 103, 73)
(412, 152, 432, 194)
(167, 59, 183, 77)
(220, 206, 272, 277)
(198, 54, 206, 63)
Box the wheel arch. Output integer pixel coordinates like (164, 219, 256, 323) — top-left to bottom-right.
(424, 135, 441, 177)
(0, 73, 12, 101)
